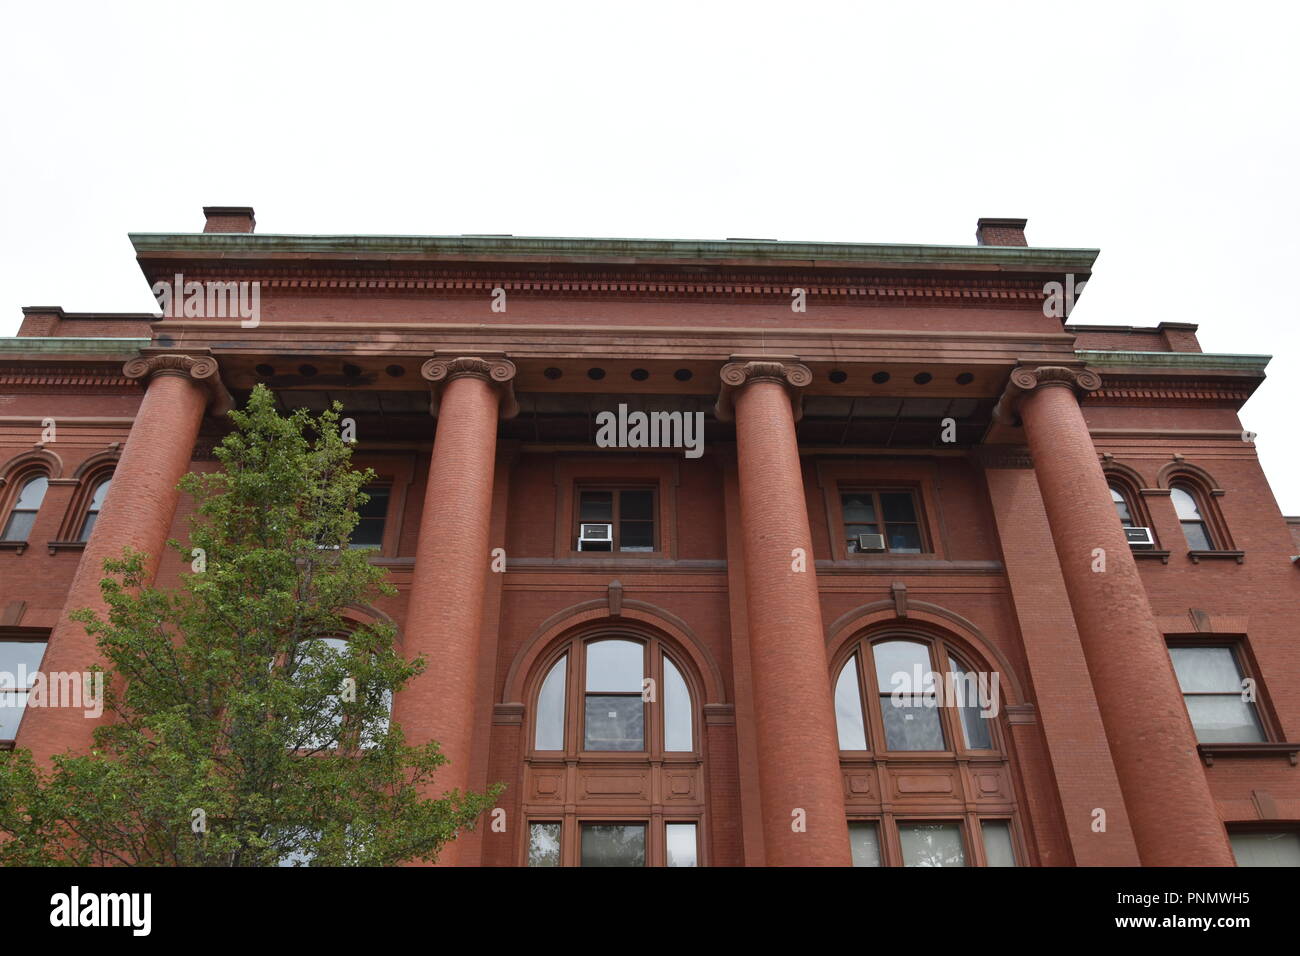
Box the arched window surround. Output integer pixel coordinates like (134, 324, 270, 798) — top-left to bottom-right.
(0, 459, 55, 552)
(1156, 463, 1237, 558)
(519, 621, 708, 867)
(49, 452, 120, 550)
(827, 613, 1033, 867)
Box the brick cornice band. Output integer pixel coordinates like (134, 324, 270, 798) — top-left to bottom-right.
(123, 351, 233, 416)
(422, 354, 519, 420)
(715, 358, 812, 423)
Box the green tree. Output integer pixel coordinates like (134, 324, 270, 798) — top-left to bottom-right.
(0, 384, 499, 866)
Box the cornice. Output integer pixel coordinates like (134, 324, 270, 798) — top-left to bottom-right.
(1075, 350, 1270, 374)
(130, 232, 1100, 273)
(0, 363, 136, 390)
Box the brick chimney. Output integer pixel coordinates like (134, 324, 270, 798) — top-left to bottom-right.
(975, 217, 1027, 247)
(203, 206, 256, 234)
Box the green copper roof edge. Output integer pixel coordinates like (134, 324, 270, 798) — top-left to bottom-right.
(1076, 350, 1271, 372)
(127, 233, 1100, 269)
(0, 337, 150, 353)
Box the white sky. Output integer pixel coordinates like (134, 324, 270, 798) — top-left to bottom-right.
(2, 1, 1296, 512)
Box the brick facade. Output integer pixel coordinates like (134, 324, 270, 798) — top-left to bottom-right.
(2, 212, 1296, 866)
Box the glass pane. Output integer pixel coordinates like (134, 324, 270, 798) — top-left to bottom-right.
(841, 493, 876, 523)
(348, 518, 385, 548)
(665, 823, 697, 867)
(586, 640, 642, 692)
(886, 523, 922, 553)
(1110, 486, 1134, 526)
(528, 823, 562, 867)
(663, 657, 693, 752)
(14, 475, 49, 511)
(1169, 646, 1243, 693)
(0, 642, 47, 688)
(0, 691, 30, 738)
(357, 487, 389, 519)
(949, 656, 993, 750)
(880, 492, 917, 523)
(1, 510, 36, 541)
(534, 655, 567, 750)
(1170, 486, 1202, 520)
(619, 521, 654, 551)
(1182, 521, 1213, 551)
(899, 823, 967, 867)
(77, 511, 98, 541)
(89, 478, 112, 510)
(1184, 695, 1265, 743)
(581, 824, 646, 867)
(849, 822, 881, 867)
(834, 656, 868, 750)
(981, 820, 1017, 866)
(619, 489, 654, 521)
(293, 638, 348, 749)
(579, 491, 613, 522)
(1230, 832, 1300, 867)
(873, 641, 932, 693)
(880, 696, 946, 750)
(584, 695, 644, 750)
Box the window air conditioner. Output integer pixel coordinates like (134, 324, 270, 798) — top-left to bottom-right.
(1125, 527, 1156, 550)
(856, 533, 887, 553)
(578, 523, 614, 551)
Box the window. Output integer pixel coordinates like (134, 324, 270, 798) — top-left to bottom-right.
(842, 489, 925, 553)
(1109, 484, 1136, 528)
(1171, 484, 1214, 550)
(980, 820, 1018, 866)
(899, 822, 967, 867)
(2, 475, 48, 542)
(0, 639, 47, 744)
(837, 637, 1002, 753)
(525, 630, 703, 866)
(77, 477, 112, 542)
(526, 820, 696, 867)
(348, 486, 389, 550)
(528, 823, 562, 867)
(289, 636, 392, 751)
(575, 487, 655, 552)
(1168, 644, 1264, 743)
(584, 639, 645, 751)
(1229, 831, 1300, 867)
(849, 822, 882, 867)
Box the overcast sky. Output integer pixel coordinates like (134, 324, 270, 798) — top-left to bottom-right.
(2, 1, 1296, 513)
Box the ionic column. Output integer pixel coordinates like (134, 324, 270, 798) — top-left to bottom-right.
(717, 360, 852, 866)
(17, 352, 229, 763)
(1010, 366, 1234, 866)
(396, 355, 516, 866)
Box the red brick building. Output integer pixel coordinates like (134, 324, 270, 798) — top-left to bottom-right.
(2, 209, 1297, 866)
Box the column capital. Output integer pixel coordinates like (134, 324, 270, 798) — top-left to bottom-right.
(715, 355, 812, 423)
(992, 364, 1101, 424)
(123, 348, 232, 416)
(421, 353, 519, 420)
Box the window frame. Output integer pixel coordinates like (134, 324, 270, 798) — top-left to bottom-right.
(1166, 637, 1273, 745)
(848, 815, 1024, 867)
(572, 483, 660, 554)
(833, 634, 1003, 757)
(0, 469, 51, 546)
(0, 632, 50, 749)
(528, 632, 699, 759)
(838, 486, 931, 556)
(523, 816, 703, 868)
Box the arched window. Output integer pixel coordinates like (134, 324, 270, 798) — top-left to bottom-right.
(2, 474, 49, 542)
(1171, 483, 1214, 550)
(77, 476, 112, 541)
(289, 636, 392, 752)
(1109, 484, 1136, 528)
(524, 630, 702, 866)
(833, 629, 1023, 866)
